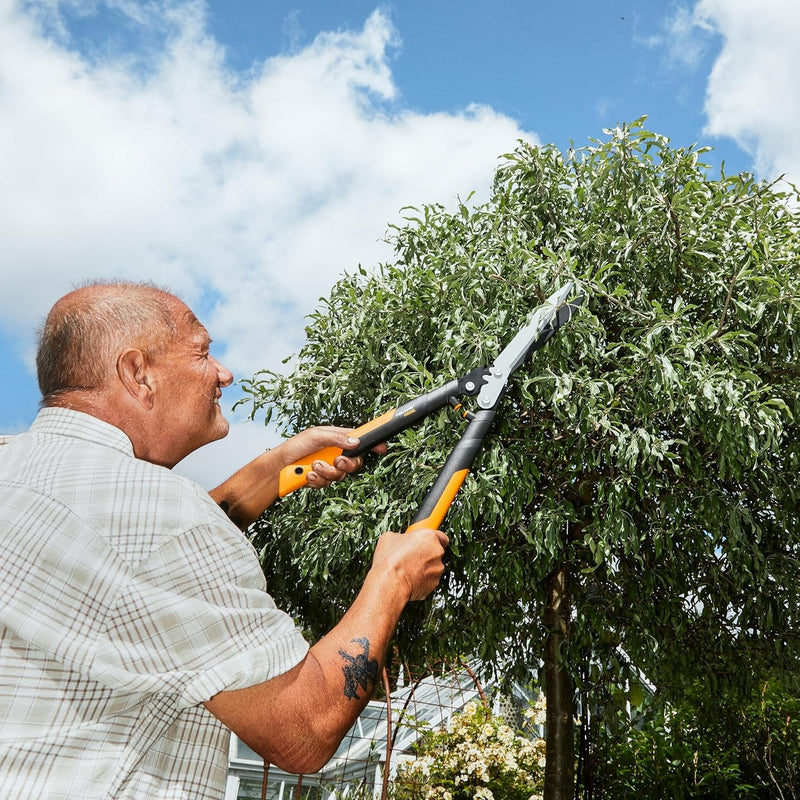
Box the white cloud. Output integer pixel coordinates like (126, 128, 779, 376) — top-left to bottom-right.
(0, 0, 532, 486)
(661, 4, 710, 69)
(692, 0, 800, 181)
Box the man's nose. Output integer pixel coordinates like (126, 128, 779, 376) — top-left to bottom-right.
(214, 358, 234, 387)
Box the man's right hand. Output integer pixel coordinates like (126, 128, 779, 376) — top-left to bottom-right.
(210, 426, 388, 529)
(369, 528, 449, 602)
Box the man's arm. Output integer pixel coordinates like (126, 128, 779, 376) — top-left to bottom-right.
(209, 427, 377, 529)
(203, 526, 448, 773)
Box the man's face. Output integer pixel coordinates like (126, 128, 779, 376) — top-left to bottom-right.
(149, 302, 234, 466)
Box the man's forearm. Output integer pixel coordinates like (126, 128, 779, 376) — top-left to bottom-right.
(209, 428, 367, 529)
(203, 559, 410, 773)
(202, 529, 447, 773)
(209, 449, 283, 529)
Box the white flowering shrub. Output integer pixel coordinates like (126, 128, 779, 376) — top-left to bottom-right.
(391, 700, 546, 800)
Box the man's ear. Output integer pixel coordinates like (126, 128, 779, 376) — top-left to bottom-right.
(117, 348, 155, 409)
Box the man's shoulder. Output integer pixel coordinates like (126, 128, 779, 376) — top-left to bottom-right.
(1, 423, 232, 545)
(118, 459, 236, 539)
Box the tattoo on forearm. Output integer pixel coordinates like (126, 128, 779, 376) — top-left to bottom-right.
(338, 637, 379, 700)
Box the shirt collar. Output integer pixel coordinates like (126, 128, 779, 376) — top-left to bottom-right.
(30, 407, 136, 458)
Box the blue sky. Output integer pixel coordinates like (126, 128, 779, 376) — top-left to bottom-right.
(1, 0, 798, 486)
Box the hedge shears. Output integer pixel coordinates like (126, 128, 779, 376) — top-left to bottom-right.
(279, 282, 584, 532)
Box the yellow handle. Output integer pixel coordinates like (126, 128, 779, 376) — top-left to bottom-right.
(277, 409, 399, 497)
(404, 469, 469, 533)
(278, 446, 344, 496)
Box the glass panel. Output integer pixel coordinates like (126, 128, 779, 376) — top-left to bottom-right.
(235, 776, 270, 799)
(236, 776, 324, 800)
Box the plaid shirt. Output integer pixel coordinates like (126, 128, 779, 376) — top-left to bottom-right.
(0, 408, 309, 799)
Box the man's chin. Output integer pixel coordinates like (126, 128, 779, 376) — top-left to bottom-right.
(210, 417, 230, 442)
(191, 416, 230, 452)
(172, 420, 230, 468)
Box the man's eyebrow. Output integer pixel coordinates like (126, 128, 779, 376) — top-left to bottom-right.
(187, 330, 211, 352)
(191, 320, 212, 345)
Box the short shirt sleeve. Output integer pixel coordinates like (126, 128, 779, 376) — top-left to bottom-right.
(1, 480, 308, 708)
(93, 519, 310, 707)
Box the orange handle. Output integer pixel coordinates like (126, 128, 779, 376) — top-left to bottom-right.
(277, 409, 398, 497)
(278, 445, 345, 496)
(404, 469, 469, 533)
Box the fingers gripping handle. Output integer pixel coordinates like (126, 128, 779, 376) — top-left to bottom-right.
(277, 409, 396, 497)
(278, 445, 348, 496)
(277, 379, 463, 497)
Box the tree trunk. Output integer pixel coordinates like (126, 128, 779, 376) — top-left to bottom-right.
(543, 560, 575, 800)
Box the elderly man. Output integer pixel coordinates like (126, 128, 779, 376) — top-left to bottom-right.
(0, 282, 448, 799)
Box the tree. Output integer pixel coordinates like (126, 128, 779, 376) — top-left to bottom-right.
(241, 120, 800, 798)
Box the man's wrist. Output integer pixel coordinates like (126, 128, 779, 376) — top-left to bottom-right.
(364, 559, 414, 610)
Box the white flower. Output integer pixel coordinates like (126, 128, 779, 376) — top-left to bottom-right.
(497, 725, 514, 746)
(503, 752, 519, 771)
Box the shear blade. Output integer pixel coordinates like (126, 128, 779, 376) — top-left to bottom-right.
(478, 281, 582, 408)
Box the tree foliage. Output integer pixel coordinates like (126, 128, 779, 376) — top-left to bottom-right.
(241, 120, 800, 702)
(597, 679, 800, 798)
